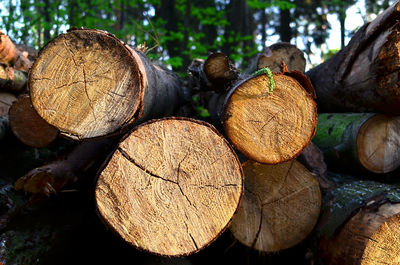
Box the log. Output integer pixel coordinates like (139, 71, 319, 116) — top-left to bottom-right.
(95, 117, 243, 256)
(0, 31, 32, 72)
(222, 71, 317, 164)
(320, 202, 400, 265)
(0, 64, 27, 93)
(246, 42, 306, 74)
(317, 174, 400, 265)
(313, 113, 400, 174)
(14, 137, 117, 196)
(306, 1, 400, 113)
(29, 28, 186, 140)
(9, 95, 58, 148)
(189, 54, 317, 164)
(229, 159, 321, 252)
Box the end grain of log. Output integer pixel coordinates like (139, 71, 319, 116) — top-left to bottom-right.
(313, 113, 400, 174)
(230, 160, 321, 252)
(320, 202, 400, 265)
(9, 95, 58, 148)
(223, 73, 317, 164)
(29, 29, 184, 140)
(95, 117, 243, 256)
(257, 42, 306, 73)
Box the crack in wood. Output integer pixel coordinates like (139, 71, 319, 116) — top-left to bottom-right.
(117, 147, 177, 185)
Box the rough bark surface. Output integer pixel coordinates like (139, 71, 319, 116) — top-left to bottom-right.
(306, 1, 400, 113)
(229, 160, 321, 252)
(9, 95, 58, 148)
(95, 118, 243, 256)
(29, 28, 185, 140)
(222, 73, 317, 164)
(313, 113, 400, 174)
(318, 172, 400, 265)
(0, 92, 16, 116)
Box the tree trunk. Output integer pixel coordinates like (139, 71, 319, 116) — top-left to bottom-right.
(0, 92, 15, 140)
(0, 64, 28, 93)
(279, 8, 291, 42)
(95, 117, 243, 256)
(317, 173, 400, 265)
(29, 28, 186, 140)
(313, 113, 400, 174)
(0, 31, 32, 72)
(189, 53, 317, 164)
(14, 137, 118, 196)
(229, 159, 321, 252)
(306, 1, 400, 113)
(9, 95, 58, 148)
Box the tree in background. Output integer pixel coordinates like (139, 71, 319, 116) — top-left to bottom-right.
(0, 0, 396, 72)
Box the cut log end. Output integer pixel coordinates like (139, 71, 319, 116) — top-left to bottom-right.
(230, 160, 321, 252)
(29, 29, 143, 139)
(9, 95, 58, 148)
(320, 203, 400, 265)
(257, 42, 306, 73)
(95, 117, 243, 256)
(357, 114, 400, 173)
(204, 52, 238, 87)
(223, 74, 317, 164)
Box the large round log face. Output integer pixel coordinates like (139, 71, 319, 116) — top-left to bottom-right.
(95, 118, 243, 256)
(223, 74, 317, 164)
(230, 160, 321, 252)
(30, 29, 142, 139)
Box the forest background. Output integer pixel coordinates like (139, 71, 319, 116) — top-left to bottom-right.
(0, 0, 395, 73)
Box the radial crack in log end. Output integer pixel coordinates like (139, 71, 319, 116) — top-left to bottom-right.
(96, 117, 243, 256)
(30, 29, 184, 140)
(230, 160, 321, 252)
(223, 74, 317, 164)
(320, 202, 400, 265)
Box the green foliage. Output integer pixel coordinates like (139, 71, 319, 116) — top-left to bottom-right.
(0, 0, 393, 73)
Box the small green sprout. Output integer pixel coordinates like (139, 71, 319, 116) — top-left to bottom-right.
(252, 67, 275, 94)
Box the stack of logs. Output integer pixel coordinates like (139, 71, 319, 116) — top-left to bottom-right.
(1, 1, 400, 265)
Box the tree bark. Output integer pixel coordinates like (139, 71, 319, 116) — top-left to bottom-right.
(189, 53, 317, 164)
(0, 31, 32, 72)
(29, 28, 186, 140)
(306, 1, 400, 113)
(313, 113, 400, 174)
(229, 159, 321, 252)
(95, 117, 243, 256)
(317, 173, 400, 265)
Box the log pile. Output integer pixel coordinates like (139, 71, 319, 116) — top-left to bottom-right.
(1, 2, 400, 264)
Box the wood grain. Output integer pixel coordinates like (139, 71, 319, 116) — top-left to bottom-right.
(223, 74, 317, 164)
(230, 160, 321, 252)
(96, 118, 243, 256)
